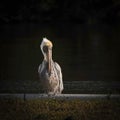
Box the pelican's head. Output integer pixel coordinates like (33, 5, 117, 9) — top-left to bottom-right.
(40, 38, 53, 60)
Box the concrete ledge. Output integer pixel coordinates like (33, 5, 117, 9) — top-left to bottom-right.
(0, 93, 120, 100)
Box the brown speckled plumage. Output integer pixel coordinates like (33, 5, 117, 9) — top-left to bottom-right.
(38, 38, 63, 95)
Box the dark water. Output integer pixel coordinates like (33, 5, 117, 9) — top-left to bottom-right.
(0, 23, 120, 83)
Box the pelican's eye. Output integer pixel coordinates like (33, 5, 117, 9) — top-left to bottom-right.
(43, 46, 48, 53)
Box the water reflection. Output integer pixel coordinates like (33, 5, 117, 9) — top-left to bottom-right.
(0, 24, 119, 82)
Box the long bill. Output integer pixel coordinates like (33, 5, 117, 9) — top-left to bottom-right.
(47, 49, 51, 74)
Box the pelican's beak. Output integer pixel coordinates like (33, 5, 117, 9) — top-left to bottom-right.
(47, 48, 51, 73)
(41, 38, 53, 73)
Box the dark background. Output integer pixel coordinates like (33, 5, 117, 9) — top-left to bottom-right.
(0, 0, 120, 24)
(0, 0, 120, 84)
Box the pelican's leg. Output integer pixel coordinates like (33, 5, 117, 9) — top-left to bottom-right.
(44, 89, 49, 95)
(47, 91, 55, 97)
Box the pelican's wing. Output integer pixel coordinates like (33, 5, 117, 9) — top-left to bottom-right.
(38, 61, 44, 75)
(54, 62, 64, 92)
(38, 63, 44, 76)
(38, 64, 42, 77)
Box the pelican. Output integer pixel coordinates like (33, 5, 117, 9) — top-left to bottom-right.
(38, 38, 63, 95)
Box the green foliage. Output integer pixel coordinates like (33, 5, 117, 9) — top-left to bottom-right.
(0, 98, 120, 120)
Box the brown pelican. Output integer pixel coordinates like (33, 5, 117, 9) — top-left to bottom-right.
(38, 38, 63, 95)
